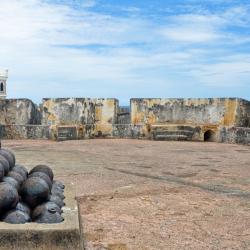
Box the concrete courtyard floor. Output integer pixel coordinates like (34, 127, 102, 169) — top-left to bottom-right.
(2, 139, 250, 250)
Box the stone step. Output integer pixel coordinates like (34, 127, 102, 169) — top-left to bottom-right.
(154, 134, 188, 141)
(153, 130, 193, 135)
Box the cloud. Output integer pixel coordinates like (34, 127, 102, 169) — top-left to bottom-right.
(0, 0, 250, 103)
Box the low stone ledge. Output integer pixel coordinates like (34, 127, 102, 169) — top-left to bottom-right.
(0, 198, 82, 250)
(0, 125, 50, 140)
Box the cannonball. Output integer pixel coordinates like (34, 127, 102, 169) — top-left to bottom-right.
(8, 171, 25, 185)
(32, 201, 62, 220)
(0, 163, 5, 181)
(49, 195, 65, 208)
(53, 180, 65, 189)
(51, 187, 65, 200)
(20, 177, 50, 208)
(2, 209, 31, 224)
(34, 210, 64, 224)
(29, 172, 52, 190)
(0, 149, 15, 170)
(16, 201, 31, 216)
(12, 165, 28, 180)
(2, 176, 20, 191)
(29, 165, 54, 181)
(0, 182, 19, 214)
(0, 155, 10, 175)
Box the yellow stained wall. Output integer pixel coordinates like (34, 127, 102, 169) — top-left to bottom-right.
(42, 98, 118, 135)
(131, 98, 239, 126)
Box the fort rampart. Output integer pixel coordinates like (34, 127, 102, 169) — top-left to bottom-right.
(0, 97, 249, 145)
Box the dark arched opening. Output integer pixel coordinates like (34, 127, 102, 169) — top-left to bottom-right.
(0, 82, 4, 92)
(204, 130, 216, 142)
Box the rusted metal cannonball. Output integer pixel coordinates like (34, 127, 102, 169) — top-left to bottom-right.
(29, 165, 54, 181)
(2, 176, 20, 191)
(0, 155, 10, 175)
(20, 177, 50, 208)
(32, 201, 62, 221)
(16, 201, 31, 216)
(12, 165, 28, 180)
(0, 182, 19, 214)
(29, 172, 52, 190)
(7, 171, 25, 185)
(2, 209, 31, 224)
(0, 149, 15, 170)
(34, 209, 64, 224)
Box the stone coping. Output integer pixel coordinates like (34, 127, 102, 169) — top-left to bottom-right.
(0, 196, 82, 250)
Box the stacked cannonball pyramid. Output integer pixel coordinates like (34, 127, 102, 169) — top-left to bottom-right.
(0, 147, 65, 224)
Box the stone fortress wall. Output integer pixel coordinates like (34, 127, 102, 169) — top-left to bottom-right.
(0, 97, 249, 145)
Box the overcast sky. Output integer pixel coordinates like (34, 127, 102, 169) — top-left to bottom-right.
(1, 0, 250, 105)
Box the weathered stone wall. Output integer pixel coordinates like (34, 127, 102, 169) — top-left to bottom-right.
(0, 125, 49, 139)
(42, 98, 118, 125)
(219, 127, 250, 145)
(131, 98, 250, 127)
(41, 98, 118, 136)
(0, 99, 41, 125)
(235, 99, 250, 127)
(112, 124, 145, 138)
(0, 97, 249, 145)
(117, 106, 130, 125)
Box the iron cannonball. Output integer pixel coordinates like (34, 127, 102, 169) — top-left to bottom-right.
(2, 176, 20, 191)
(29, 165, 54, 181)
(7, 171, 25, 185)
(2, 209, 31, 224)
(53, 180, 65, 189)
(21, 177, 50, 208)
(15, 164, 28, 176)
(0, 182, 19, 214)
(0, 163, 5, 181)
(0, 149, 15, 170)
(0, 149, 15, 169)
(12, 165, 28, 180)
(16, 201, 31, 216)
(32, 201, 62, 220)
(29, 172, 52, 190)
(51, 187, 65, 200)
(49, 195, 65, 208)
(0, 155, 10, 175)
(34, 210, 64, 224)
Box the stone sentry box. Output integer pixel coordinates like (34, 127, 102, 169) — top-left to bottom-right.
(0, 70, 8, 100)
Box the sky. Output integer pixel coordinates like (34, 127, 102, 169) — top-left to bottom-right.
(0, 0, 250, 105)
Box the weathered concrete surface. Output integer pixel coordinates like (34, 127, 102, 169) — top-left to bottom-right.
(0, 99, 41, 125)
(1, 139, 250, 250)
(131, 98, 250, 127)
(0, 125, 49, 139)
